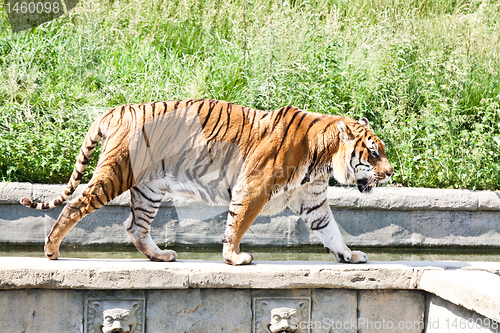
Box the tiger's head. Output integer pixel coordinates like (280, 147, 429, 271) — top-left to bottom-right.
(334, 117, 394, 193)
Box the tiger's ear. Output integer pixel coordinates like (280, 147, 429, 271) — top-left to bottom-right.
(359, 117, 370, 128)
(337, 120, 352, 145)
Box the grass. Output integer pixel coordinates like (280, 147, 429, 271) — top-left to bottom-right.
(0, 0, 499, 189)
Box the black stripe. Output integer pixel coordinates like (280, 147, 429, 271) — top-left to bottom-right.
(134, 222, 148, 231)
(99, 183, 111, 203)
(201, 100, 216, 128)
(354, 162, 370, 169)
(114, 164, 124, 194)
(74, 171, 84, 181)
(143, 183, 160, 195)
(304, 199, 327, 215)
(220, 103, 231, 140)
(312, 188, 327, 196)
(134, 186, 162, 203)
(88, 199, 97, 211)
(238, 106, 246, 141)
(305, 118, 321, 136)
(162, 101, 168, 115)
(127, 208, 136, 231)
(272, 109, 301, 165)
(350, 137, 363, 169)
(295, 111, 308, 130)
(186, 100, 205, 134)
(94, 193, 106, 207)
(137, 214, 155, 225)
(272, 106, 287, 129)
(151, 102, 156, 118)
(247, 109, 257, 143)
(136, 210, 156, 221)
(78, 153, 90, 165)
(142, 126, 150, 148)
(311, 215, 329, 230)
(206, 103, 224, 140)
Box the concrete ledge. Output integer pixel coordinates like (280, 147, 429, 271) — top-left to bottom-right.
(1, 257, 499, 291)
(2, 182, 500, 210)
(1, 257, 500, 332)
(0, 257, 426, 290)
(2, 182, 500, 248)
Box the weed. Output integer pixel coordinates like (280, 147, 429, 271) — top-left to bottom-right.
(0, 0, 499, 189)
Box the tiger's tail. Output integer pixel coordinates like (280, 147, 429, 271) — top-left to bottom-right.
(20, 119, 103, 210)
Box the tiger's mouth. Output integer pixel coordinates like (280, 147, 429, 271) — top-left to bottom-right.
(357, 178, 373, 193)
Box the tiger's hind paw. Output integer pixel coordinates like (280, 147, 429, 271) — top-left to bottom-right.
(44, 240, 60, 260)
(149, 249, 177, 262)
(224, 252, 254, 265)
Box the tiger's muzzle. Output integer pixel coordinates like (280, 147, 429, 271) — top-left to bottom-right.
(356, 178, 373, 193)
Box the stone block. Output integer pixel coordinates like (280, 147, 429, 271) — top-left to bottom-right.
(334, 209, 500, 247)
(146, 289, 252, 333)
(419, 270, 500, 322)
(327, 187, 479, 211)
(426, 294, 497, 333)
(0, 182, 32, 203)
(477, 191, 500, 210)
(311, 289, 357, 333)
(0, 289, 83, 333)
(357, 290, 425, 333)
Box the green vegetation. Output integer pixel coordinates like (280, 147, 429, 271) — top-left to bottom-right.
(0, 0, 499, 189)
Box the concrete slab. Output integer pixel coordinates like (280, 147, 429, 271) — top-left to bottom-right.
(2, 183, 500, 248)
(1, 257, 499, 291)
(0, 258, 499, 331)
(419, 270, 500, 322)
(357, 290, 425, 333)
(426, 294, 497, 333)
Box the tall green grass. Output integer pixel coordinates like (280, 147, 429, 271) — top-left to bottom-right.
(0, 0, 499, 189)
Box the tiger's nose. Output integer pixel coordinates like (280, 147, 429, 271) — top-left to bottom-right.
(386, 168, 394, 177)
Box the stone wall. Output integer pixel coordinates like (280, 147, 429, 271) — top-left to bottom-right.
(1, 258, 499, 333)
(1, 182, 500, 248)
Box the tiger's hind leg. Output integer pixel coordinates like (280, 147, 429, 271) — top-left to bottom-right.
(127, 181, 177, 262)
(45, 166, 132, 260)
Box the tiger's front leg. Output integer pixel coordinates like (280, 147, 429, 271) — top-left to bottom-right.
(289, 181, 368, 264)
(222, 190, 267, 265)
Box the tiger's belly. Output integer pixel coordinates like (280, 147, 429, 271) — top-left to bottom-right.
(260, 191, 292, 216)
(140, 168, 297, 217)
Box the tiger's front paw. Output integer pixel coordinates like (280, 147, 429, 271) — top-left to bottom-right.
(349, 250, 368, 263)
(334, 248, 368, 264)
(224, 252, 254, 265)
(158, 249, 178, 262)
(44, 239, 60, 260)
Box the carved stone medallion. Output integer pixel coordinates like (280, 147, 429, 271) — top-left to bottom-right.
(253, 297, 311, 333)
(85, 298, 145, 333)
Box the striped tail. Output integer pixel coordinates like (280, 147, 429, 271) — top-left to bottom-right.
(20, 120, 103, 210)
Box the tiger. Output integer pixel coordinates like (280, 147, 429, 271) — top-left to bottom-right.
(20, 99, 393, 265)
